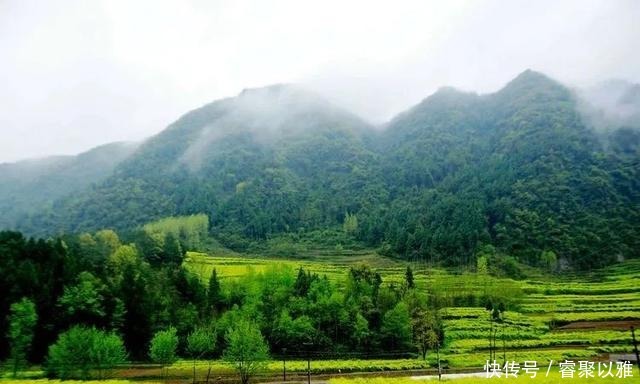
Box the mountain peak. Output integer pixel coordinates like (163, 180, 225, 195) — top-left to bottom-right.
(494, 69, 570, 104)
(239, 83, 297, 96)
(505, 69, 558, 89)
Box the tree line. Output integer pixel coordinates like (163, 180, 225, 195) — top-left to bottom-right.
(0, 229, 444, 381)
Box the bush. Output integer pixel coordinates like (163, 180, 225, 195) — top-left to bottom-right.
(46, 325, 127, 379)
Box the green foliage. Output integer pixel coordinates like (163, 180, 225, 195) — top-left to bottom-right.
(207, 268, 223, 314)
(187, 325, 216, 359)
(143, 214, 209, 251)
(186, 324, 216, 383)
(223, 319, 270, 384)
(343, 212, 359, 235)
(58, 272, 107, 325)
(8, 298, 38, 377)
(0, 142, 137, 229)
(149, 327, 179, 366)
(404, 266, 415, 289)
(381, 302, 412, 351)
(540, 250, 558, 272)
(2, 225, 640, 376)
(476, 256, 488, 275)
(46, 325, 127, 379)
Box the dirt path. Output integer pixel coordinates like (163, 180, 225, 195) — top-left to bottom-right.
(556, 320, 640, 331)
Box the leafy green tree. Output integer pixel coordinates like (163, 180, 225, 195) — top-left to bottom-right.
(293, 267, 317, 297)
(223, 319, 269, 384)
(149, 327, 179, 377)
(8, 298, 38, 377)
(207, 268, 223, 314)
(187, 324, 216, 383)
(58, 271, 107, 326)
(272, 311, 314, 351)
(343, 212, 358, 234)
(46, 325, 127, 379)
(381, 302, 412, 350)
(90, 332, 128, 379)
(94, 229, 121, 259)
(540, 250, 558, 272)
(412, 309, 440, 360)
(164, 232, 183, 264)
(477, 256, 488, 275)
(405, 266, 415, 289)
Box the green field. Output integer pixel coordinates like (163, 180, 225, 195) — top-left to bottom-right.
(185, 251, 640, 369)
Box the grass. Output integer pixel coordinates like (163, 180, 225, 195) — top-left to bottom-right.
(329, 370, 640, 384)
(0, 381, 160, 384)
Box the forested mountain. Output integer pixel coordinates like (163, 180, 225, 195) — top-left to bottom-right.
(0, 142, 138, 229)
(3, 71, 639, 269)
(364, 70, 640, 268)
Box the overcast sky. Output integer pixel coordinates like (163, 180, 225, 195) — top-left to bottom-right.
(1, 0, 638, 163)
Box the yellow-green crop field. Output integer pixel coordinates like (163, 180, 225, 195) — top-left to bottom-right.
(184, 251, 640, 370)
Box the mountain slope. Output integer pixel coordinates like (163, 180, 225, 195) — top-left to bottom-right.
(361, 70, 640, 268)
(0, 142, 138, 228)
(20, 85, 380, 238)
(6, 72, 640, 269)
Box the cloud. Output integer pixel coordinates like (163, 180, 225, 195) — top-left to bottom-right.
(0, 0, 638, 162)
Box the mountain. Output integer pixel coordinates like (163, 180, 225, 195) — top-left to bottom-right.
(0, 142, 138, 228)
(18, 84, 379, 238)
(4, 72, 640, 269)
(370, 70, 639, 268)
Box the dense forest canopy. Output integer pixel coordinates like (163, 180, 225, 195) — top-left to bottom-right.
(0, 70, 639, 270)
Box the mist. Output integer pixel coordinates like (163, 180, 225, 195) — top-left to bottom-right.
(1, 0, 639, 163)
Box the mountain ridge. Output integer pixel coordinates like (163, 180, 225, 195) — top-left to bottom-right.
(2, 70, 639, 269)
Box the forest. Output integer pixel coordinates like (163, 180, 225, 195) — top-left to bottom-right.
(0, 217, 451, 379)
(1, 70, 638, 272)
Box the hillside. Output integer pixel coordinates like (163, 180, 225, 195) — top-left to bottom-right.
(0, 141, 138, 228)
(4, 71, 640, 269)
(369, 70, 640, 268)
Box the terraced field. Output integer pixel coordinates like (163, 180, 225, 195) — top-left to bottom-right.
(184, 252, 640, 369)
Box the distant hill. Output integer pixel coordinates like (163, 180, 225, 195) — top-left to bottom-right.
(3, 71, 639, 269)
(0, 142, 138, 228)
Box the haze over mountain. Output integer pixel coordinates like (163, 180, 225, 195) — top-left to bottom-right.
(0, 142, 138, 229)
(1, 70, 639, 269)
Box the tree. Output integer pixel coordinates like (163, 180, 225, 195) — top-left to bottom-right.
(163, 232, 183, 265)
(272, 311, 314, 351)
(381, 302, 412, 350)
(149, 327, 179, 378)
(46, 325, 127, 379)
(94, 229, 121, 259)
(412, 309, 440, 360)
(405, 266, 415, 289)
(223, 319, 269, 384)
(343, 212, 358, 234)
(58, 271, 107, 326)
(477, 256, 488, 275)
(187, 325, 216, 384)
(8, 298, 38, 377)
(485, 300, 505, 363)
(207, 268, 223, 314)
(540, 250, 558, 272)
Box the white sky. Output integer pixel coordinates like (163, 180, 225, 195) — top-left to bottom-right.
(1, 0, 638, 162)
